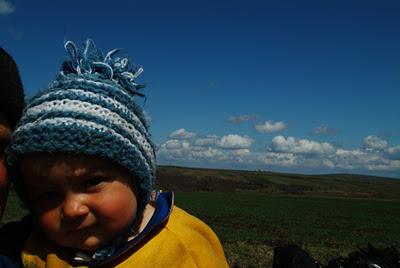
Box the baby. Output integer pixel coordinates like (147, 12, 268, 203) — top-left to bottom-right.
(6, 39, 228, 267)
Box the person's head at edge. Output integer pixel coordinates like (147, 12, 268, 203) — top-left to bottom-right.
(0, 46, 25, 220)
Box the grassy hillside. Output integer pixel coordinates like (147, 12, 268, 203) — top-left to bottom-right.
(156, 165, 400, 200)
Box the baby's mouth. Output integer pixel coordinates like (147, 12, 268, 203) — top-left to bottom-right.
(62, 218, 95, 234)
(65, 225, 94, 235)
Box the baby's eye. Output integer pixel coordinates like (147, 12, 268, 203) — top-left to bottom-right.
(85, 177, 107, 189)
(37, 191, 60, 201)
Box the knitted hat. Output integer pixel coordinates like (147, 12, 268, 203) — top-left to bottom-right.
(6, 39, 156, 218)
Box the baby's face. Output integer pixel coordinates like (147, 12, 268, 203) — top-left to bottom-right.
(20, 153, 138, 251)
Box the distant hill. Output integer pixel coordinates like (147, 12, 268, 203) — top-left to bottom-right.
(155, 165, 400, 200)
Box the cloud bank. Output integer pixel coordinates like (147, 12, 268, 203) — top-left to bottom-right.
(270, 136, 335, 155)
(158, 129, 400, 176)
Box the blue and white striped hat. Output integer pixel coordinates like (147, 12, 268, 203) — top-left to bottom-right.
(7, 39, 156, 217)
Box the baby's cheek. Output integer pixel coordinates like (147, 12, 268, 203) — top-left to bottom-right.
(96, 189, 137, 230)
(38, 210, 61, 234)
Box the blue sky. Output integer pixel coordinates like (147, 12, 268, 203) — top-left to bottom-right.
(1, 0, 399, 178)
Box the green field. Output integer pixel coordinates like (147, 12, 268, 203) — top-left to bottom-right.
(175, 192, 400, 267)
(2, 166, 400, 267)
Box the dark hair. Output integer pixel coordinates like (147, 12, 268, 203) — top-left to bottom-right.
(0, 46, 25, 129)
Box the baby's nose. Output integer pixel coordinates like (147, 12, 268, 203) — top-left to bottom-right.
(61, 193, 89, 220)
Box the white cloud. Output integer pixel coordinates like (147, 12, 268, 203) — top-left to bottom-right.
(164, 139, 190, 150)
(334, 148, 400, 171)
(158, 139, 192, 159)
(323, 159, 335, 168)
(256, 152, 298, 167)
(334, 149, 369, 169)
(231, 149, 251, 157)
(385, 145, 400, 160)
(217, 134, 253, 149)
(194, 135, 218, 147)
(169, 128, 196, 139)
(270, 136, 335, 155)
(158, 133, 253, 165)
(159, 141, 250, 164)
(255, 121, 286, 133)
(363, 135, 388, 151)
(228, 114, 256, 123)
(386, 145, 400, 155)
(191, 147, 227, 161)
(0, 0, 14, 15)
(312, 126, 340, 136)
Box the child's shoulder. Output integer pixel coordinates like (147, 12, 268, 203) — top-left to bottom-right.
(149, 191, 222, 247)
(151, 204, 229, 268)
(116, 192, 229, 268)
(166, 205, 218, 240)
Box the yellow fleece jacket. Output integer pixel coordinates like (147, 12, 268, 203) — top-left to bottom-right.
(21, 206, 229, 268)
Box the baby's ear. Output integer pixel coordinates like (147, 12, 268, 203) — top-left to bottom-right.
(128, 176, 139, 195)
